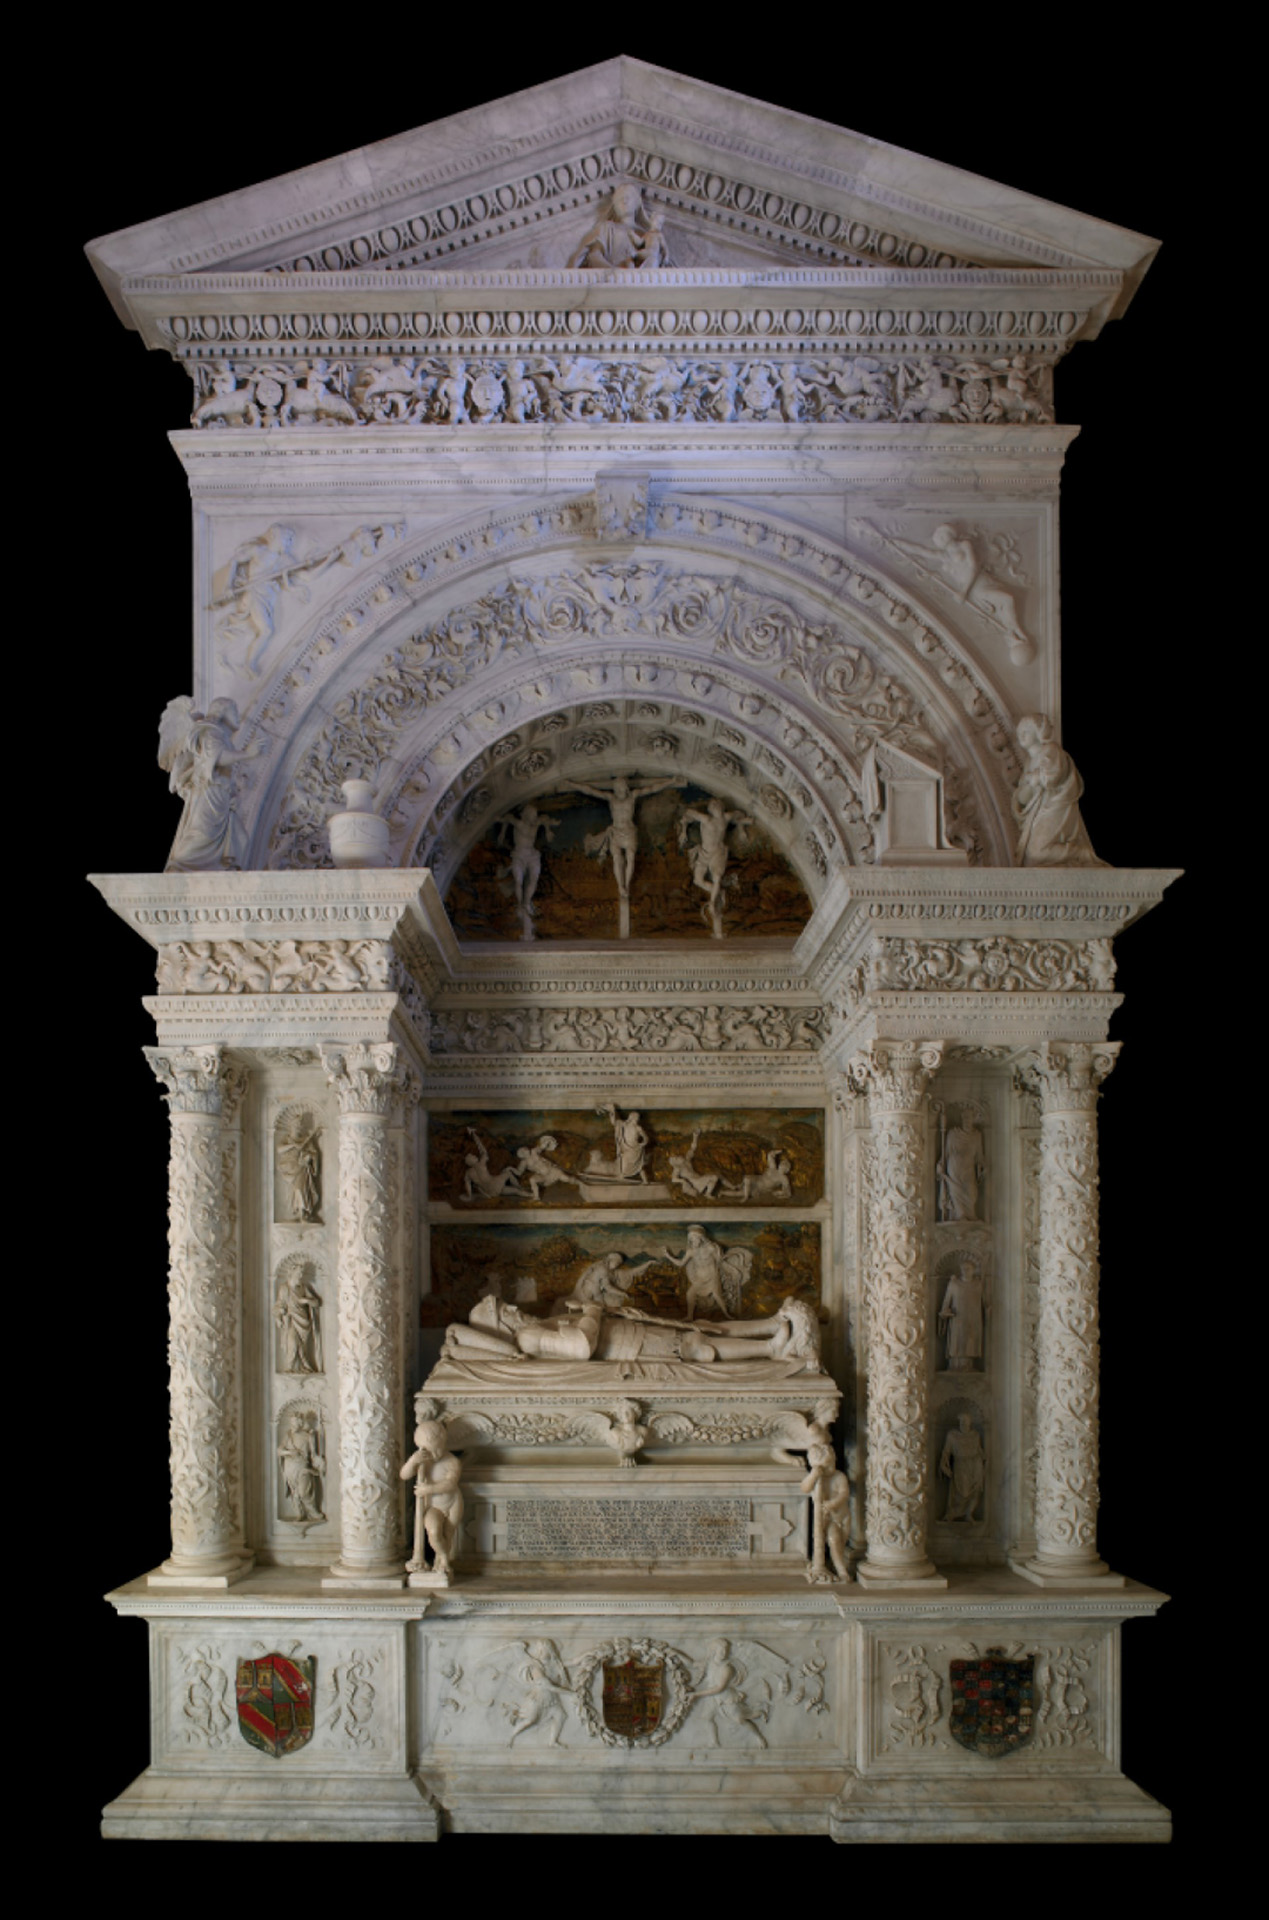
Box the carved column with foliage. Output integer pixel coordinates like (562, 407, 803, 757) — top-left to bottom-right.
(1019, 1040, 1122, 1583)
(145, 1045, 251, 1583)
(320, 1043, 418, 1584)
(851, 1041, 946, 1586)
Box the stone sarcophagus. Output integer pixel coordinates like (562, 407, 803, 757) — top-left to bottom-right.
(81, 57, 1181, 1844)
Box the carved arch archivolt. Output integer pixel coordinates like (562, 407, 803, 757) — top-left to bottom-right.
(247, 500, 1022, 876)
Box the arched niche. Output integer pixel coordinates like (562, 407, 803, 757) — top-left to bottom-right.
(242, 500, 1022, 875)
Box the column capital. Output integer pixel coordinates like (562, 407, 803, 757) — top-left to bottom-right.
(144, 1044, 247, 1119)
(847, 1040, 945, 1111)
(1018, 1040, 1120, 1113)
(319, 1042, 419, 1117)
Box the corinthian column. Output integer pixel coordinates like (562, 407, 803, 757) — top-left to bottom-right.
(144, 1045, 251, 1586)
(1019, 1040, 1124, 1585)
(851, 1041, 947, 1587)
(320, 1043, 418, 1587)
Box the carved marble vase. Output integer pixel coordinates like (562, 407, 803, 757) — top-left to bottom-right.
(328, 780, 390, 869)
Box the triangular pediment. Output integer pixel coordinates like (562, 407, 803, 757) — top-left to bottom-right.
(87, 58, 1157, 324)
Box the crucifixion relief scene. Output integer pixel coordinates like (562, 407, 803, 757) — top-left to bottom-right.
(79, 54, 1184, 1847)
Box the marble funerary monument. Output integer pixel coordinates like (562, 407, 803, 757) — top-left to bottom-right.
(86, 59, 1175, 1842)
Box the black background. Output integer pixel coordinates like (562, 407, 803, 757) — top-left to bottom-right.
(56, 31, 1200, 1875)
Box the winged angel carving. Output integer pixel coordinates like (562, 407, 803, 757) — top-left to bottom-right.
(436, 1634, 828, 1749)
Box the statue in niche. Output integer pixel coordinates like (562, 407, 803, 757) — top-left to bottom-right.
(278, 1412, 325, 1526)
(940, 1414, 986, 1522)
(401, 1418, 464, 1584)
(461, 1129, 526, 1201)
(667, 1131, 723, 1201)
(276, 1111, 323, 1222)
(722, 1151, 794, 1203)
(275, 1262, 323, 1374)
(495, 803, 555, 941)
(935, 1101, 986, 1223)
(938, 1258, 986, 1372)
(567, 183, 670, 269)
(677, 796, 754, 938)
(568, 1252, 659, 1308)
(564, 773, 687, 938)
(875, 522, 1035, 665)
(660, 1227, 754, 1320)
(440, 1294, 823, 1375)
(801, 1442, 851, 1584)
(586, 1103, 650, 1184)
(158, 696, 265, 872)
(1012, 713, 1104, 867)
(512, 1135, 579, 1201)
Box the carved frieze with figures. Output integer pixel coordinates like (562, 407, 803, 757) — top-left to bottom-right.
(430, 1107, 823, 1209)
(424, 1220, 822, 1328)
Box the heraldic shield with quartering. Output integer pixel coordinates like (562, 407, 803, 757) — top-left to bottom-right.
(236, 1653, 316, 1757)
(949, 1650, 1035, 1757)
(602, 1654, 664, 1739)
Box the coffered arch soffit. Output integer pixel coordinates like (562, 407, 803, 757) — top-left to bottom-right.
(250, 500, 1022, 878)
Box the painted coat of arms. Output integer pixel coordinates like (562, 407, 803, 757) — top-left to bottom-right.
(236, 1652, 316, 1757)
(601, 1653, 664, 1739)
(949, 1650, 1034, 1757)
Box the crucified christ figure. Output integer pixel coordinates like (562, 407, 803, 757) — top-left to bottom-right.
(564, 773, 685, 935)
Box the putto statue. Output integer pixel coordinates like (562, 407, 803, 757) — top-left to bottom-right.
(567, 184, 670, 269)
(401, 1418, 465, 1585)
(1012, 713, 1104, 867)
(158, 696, 265, 872)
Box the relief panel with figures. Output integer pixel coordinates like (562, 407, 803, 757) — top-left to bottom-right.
(424, 1220, 822, 1328)
(445, 780, 812, 942)
(429, 1106, 824, 1209)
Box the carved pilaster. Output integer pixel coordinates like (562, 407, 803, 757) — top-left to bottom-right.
(144, 1046, 251, 1584)
(320, 1043, 419, 1585)
(850, 1041, 947, 1587)
(1016, 1041, 1123, 1585)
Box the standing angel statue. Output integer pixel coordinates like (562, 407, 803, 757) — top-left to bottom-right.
(158, 696, 264, 872)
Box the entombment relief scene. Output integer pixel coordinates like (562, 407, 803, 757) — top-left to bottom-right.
(83, 56, 1180, 1846)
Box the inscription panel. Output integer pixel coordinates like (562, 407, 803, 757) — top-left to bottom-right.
(505, 1496, 751, 1558)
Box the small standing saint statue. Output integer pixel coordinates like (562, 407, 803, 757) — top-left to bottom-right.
(940, 1414, 985, 1522)
(935, 1101, 985, 1223)
(277, 1112, 322, 1223)
(938, 1258, 986, 1372)
(401, 1419, 464, 1587)
(275, 1262, 323, 1373)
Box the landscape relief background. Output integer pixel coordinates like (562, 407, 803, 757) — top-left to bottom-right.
(444, 782, 812, 941)
(423, 1221, 823, 1327)
(430, 1107, 824, 1207)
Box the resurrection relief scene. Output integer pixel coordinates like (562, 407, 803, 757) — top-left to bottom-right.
(85, 57, 1177, 1845)
(430, 1105, 824, 1208)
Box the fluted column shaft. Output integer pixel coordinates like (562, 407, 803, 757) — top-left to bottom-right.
(145, 1045, 250, 1582)
(1024, 1041, 1120, 1583)
(852, 1041, 945, 1586)
(321, 1043, 417, 1584)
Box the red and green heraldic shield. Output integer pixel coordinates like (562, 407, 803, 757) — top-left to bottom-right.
(236, 1654, 316, 1757)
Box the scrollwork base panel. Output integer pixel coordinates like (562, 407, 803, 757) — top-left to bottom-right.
(103, 1579, 1169, 1841)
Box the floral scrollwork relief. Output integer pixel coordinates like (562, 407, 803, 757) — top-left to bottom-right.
(867, 937, 1116, 995)
(156, 939, 393, 995)
(427, 1004, 825, 1055)
(326, 1648, 382, 1750)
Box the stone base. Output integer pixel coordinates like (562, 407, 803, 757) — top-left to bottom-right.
(102, 1770, 440, 1842)
(148, 1553, 255, 1589)
(1010, 1556, 1127, 1589)
(828, 1773, 1170, 1844)
(105, 1565, 1169, 1843)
